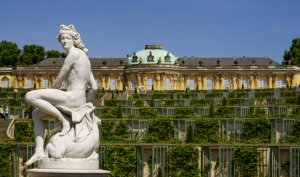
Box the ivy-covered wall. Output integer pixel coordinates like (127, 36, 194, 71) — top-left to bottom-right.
(102, 146, 137, 177)
(0, 144, 15, 177)
(14, 121, 34, 142)
(167, 146, 200, 177)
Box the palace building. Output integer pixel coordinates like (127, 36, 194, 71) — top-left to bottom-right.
(0, 44, 299, 90)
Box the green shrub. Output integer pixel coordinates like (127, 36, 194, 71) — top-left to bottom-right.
(215, 106, 234, 118)
(104, 146, 137, 177)
(246, 107, 267, 118)
(101, 120, 129, 142)
(208, 103, 214, 118)
(191, 98, 206, 106)
(0, 144, 16, 177)
(14, 121, 34, 142)
(194, 119, 220, 143)
(5, 98, 24, 107)
(149, 98, 155, 107)
(101, 107, 118, 118)
(167, 146, 200, 177)
(139, 108, 159, 119)
(145, 119, 174, 143)
(133, 100, 144, 107)
(116, 105, 123, 118)
(234, 147, 258, 177)
(175, 108, 195, 119)
(242, 119, 271, 143)
(285, 97, 297, 105)
(185, 126, 194, 143)
(164, 100, 175, 106)
(104, 99, 118, 107)
(289, 120, 300, 143)
(152, 93, 165, 99)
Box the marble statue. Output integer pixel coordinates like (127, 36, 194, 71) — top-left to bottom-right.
(24, 24, 99, 168)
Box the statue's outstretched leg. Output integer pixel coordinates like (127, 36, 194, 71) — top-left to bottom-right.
(25, 90, 72, 136)
(25, 109, 47, 166)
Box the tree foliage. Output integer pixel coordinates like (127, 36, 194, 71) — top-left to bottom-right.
(46, 50, 63, 58)
(0, 40, 21, 67)
(19, 44, 45, 65)
(283, 38, 300, 65)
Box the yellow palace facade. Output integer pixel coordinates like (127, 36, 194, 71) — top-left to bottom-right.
(0, 44, 300, 91)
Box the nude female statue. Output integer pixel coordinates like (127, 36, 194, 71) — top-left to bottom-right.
(25, 25, 98, 166)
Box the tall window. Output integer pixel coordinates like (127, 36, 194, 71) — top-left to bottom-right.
(188, 78, 195, 90)
(276, 78, 285, 88)
(241, 78, 249, 89)
(110, 78, 116, 90)
(1, 78, 9, 88)
(147, 77, 154, 90)
(259, 78, 267, 89)
(206, 78, 213, 90)
(26, 78, 33, 89)
(43, 78, 49, 89)
(165, 77, 172, 90)
(224, 78, 231, 90)
(131, 77, 137, 90)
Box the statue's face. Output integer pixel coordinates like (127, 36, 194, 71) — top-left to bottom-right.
(60, 33, 74, 51)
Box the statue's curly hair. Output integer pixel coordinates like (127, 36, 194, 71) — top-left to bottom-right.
(57, 24, 88, 53)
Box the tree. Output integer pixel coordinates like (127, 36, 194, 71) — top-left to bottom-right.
(208, 102, 214, 118)
(46, 50, 62, 58)
(149, 98, 155, 107)
(116, 104, 123, 118)
(19, 44, 45, 65)
(222, 97, 227, 106)
(283, 38, 300, 65)
(0, 40, 21, 67)
(185, 126, 194, 143)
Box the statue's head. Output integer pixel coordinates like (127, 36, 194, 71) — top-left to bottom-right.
(57, 25, 88, 53)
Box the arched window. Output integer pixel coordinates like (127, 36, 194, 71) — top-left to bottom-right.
(147, 77, 154, 90)
(241, 78, 249, 89)
(259, 78, 267, 89)
(188, 78, 195, 90)
(276, 78, 285, 88)
(43, 78, 49, 89)
(26, 78, 33, 89)
(1, 78, 9, 88)
(110, 78, 116, 90)
(165, 77, 172, 90)
(131, 77, 137, 90)
(224, 78, 231, 90)
(206, 78, 213, 90)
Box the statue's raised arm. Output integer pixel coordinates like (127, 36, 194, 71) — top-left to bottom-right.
(24, 25, 101, 170)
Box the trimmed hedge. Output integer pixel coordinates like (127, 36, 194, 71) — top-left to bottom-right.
(167, 146, 200, 177)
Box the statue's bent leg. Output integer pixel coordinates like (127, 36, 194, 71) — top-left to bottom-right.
(25, 90, 71, 136)
(25, 109, 47, 166)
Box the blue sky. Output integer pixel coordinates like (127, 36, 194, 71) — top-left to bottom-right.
(1, 0, 299, 62)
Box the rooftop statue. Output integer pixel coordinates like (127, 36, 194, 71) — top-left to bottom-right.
(25, 25, 100, 168)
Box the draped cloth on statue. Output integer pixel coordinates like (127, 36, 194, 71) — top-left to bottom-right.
(56, 102, 99, 142)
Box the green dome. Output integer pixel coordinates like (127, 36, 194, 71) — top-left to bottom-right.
(128, 45, 178, 65)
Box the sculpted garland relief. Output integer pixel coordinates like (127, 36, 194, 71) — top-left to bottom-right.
(24, 25, 100, 169)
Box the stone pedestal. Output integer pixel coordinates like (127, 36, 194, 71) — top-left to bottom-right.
(27, 169, 110, 177)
